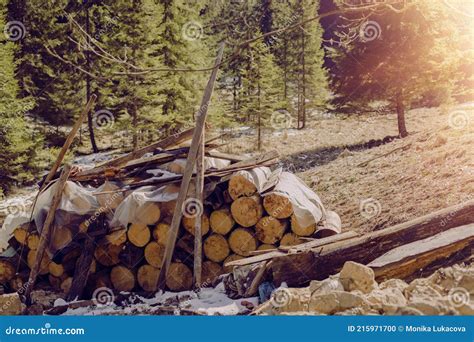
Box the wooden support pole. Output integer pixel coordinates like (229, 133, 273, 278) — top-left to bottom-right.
(25, 164, 72, 301)
(193, 136, 205, 287)
(157, 42, 225, 290)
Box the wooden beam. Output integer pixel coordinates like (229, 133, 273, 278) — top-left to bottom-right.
(271, 199, 474, 286)
(96, 127, 195, 169)
(368, 224, 474, 281)
(225, 231, 358, 268)
(25, 165, 72, 301)
(157, 42, 225, 290)
(193, 137, 205, 287)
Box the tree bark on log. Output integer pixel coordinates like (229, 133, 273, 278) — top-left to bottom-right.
(271, 199, 474, 286)
(368, 224, 474, 281)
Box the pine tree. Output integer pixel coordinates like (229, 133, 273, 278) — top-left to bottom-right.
(0, 0, 37, 194)
(329, 2, 461, 137)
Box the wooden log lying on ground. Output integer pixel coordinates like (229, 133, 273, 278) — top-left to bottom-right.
(225, 231, 371, 268)
(271, 199, 474, 286)
(368, 223, 474, 281)
(127, 223, 151, 247)
(137, 264, 160, 292)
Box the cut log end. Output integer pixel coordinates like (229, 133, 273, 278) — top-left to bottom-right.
(202, 261, 223, 285)
(110, 265, 135, 292)
(228, 174, 257, 200)
(291, 214, 316, 237)
(263, 194, 293, 219)
(137, 264, 160, 292)
(144, 241, 165, 268)
(153, 223, 170, 245)
(209, 208, 235, 235)
(280, 233, 304, 247)
(134, 202, 161, 226)
(127, 223, 151, 247)
(182, 213, 210, 236)
(166, 262, 192, 291)
(230, 196, 263, 228)
(228, 228, 258, 256)
(203, 234, 230, 263)
(255, 216, 288, 244)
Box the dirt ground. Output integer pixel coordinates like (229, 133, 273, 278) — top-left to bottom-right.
(225, 103, 474, 234)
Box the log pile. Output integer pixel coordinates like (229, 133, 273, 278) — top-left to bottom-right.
(0, 166, 339, 297)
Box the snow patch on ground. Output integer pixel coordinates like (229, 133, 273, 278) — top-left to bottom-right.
(61, 283, 258, 316)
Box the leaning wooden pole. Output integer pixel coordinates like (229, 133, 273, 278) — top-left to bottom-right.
(157, 42, 225, 290)
(24, 164, 72, 301)
(193, 136, 205, 287)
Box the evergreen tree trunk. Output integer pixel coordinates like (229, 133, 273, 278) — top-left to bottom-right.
(283, 40, 288, 100)
(132, 75, 139, 150)
(301, 25, 306, 129)
(396, 93, 408, 138)
(86, 6, 99, 153)
(257, 78, 262, 151)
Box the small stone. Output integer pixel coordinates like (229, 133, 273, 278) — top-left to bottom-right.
(379, 278, 408, 292)
(365, 288, 407, 310)
(309, 291, 370, 315)
(339, 261, 377, 294)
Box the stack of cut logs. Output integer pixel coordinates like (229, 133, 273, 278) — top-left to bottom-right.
(0, 171, 332, 297)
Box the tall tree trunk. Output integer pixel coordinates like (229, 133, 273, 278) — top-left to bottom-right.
(257, 78, 261, 151)
(132, 75, 139, 151)
(301, 24, 306, 130)
(396, 94, 408, 138)
(86, 6, 99, 153)
(283, 40, 288, 100)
